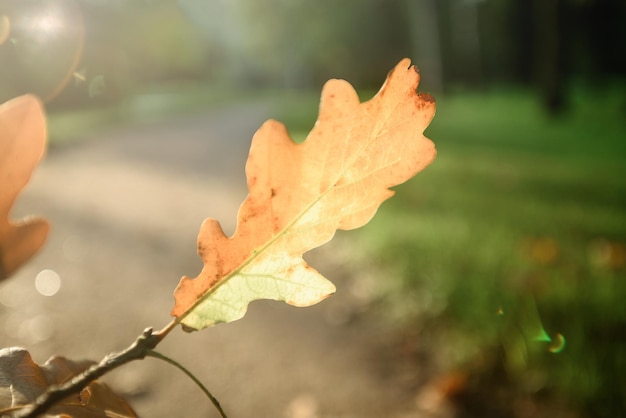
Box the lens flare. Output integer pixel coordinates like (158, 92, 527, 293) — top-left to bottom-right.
(548, 333, 566, 353)
(4, 0, 85, 102)
(73, 67, 87, 85)
(88, 74, 106, 97)
(33, 13, 63, 35)
(532, 327, 552, 343)
(35, 269, 62, 297)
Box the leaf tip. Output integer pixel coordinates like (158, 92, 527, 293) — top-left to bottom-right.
(397, 57, 414, 70)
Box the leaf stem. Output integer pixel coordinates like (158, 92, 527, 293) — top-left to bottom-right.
(155, 317, 179, 339)
(146, 350, 228, 418)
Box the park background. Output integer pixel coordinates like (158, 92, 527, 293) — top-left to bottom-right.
(1, 1, 625, 417)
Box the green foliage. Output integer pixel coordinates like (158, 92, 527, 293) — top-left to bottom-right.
(370, 89, 625, 415)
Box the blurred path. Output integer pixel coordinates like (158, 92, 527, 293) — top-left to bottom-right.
(4, 100, 422, 418)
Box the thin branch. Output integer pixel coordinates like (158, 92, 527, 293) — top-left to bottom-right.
(12, 322, 176, 418)
(146, 350, 228, 418)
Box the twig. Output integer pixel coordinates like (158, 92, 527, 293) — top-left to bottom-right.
(12, 322, 175, 418)
(146, 350, 228, 418)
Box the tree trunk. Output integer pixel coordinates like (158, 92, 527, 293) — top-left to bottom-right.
(406, 0, 444, 93)
(534, 0, 568, 115)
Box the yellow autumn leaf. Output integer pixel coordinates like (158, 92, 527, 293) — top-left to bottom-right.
(0, 95, 49, 279)
(172, 58, 436, 331)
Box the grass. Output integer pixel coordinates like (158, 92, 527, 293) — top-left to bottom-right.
(274, 86, 626, 417)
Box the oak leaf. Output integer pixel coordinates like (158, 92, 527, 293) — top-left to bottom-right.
(0, 347, 137, 417)
(172, 59, 436, 331)
(0, 95, 49, 279)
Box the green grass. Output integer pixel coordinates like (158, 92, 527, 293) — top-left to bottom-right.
(275, 87, 626, 417)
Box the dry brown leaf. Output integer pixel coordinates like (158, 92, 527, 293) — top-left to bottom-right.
(0, 95, 49, 279)
(172, 58, 436, 331)
(0, 347, 137, 417)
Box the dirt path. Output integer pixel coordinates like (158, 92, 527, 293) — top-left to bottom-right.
(2, 101, 426, 417)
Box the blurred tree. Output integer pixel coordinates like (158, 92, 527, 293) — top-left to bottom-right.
(575, 0, 626, 84)
(406, 0, 444, 93)
(533, 0, 569, 115)
(189, 0, 414, 89)
(176, 0, 246, 82)
(73, 0, 212, 100)
(449, 0, 485, 87)
(3, 0, 623, 109)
